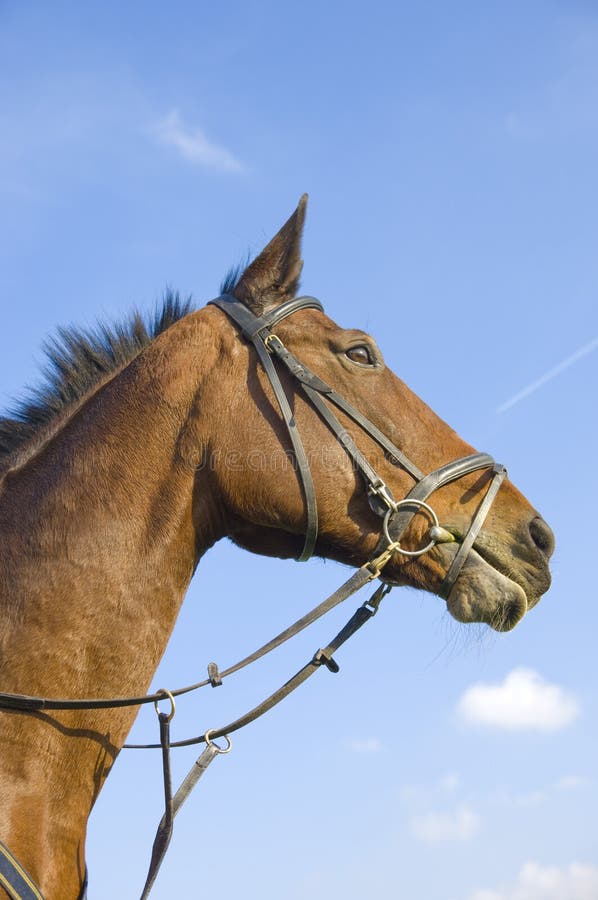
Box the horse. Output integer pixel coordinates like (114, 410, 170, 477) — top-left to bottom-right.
(0, 196, 554, 898)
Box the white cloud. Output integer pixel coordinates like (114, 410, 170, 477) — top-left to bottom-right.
(410, 805, 479, 843)
(469, 861, 598, 900)
(440, 773, 460, 793)
(491, 773, 591, 809)
(457, 669, 580, 732)
(494, 789, 546, 809)
(345, 737, 384, 754)
(555, 774, 589, 791)
(153, 109, 244, 172)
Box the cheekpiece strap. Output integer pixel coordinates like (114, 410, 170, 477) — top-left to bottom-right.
(209, 294, 324, 561)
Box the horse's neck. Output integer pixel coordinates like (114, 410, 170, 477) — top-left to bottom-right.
(1, 350, 207, 696)
(0, 315, 221, 893)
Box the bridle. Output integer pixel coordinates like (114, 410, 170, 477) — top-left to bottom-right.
(210, 293, 507, 596)
(0, 293, 507, 900)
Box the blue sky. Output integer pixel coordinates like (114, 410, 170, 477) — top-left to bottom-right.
(1, 2, 597, 898)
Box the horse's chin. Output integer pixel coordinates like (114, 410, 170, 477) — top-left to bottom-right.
(444, 547, 529, 632)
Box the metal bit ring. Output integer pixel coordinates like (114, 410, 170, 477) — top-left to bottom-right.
(383, 498, 440, 557)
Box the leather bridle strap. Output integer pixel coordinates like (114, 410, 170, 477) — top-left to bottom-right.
(210, 294, 325, 561)
(209, 294, 506, 599)
(0, 839, 44, 900)
(265, 333, 424, 483)
(258, 324, 507, 598)
(439, 464, 507, 599)
(209, 293, 423, 550)
(248, 334, 318, 560)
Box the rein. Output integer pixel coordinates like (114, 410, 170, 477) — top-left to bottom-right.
(0, 294, 506, 900)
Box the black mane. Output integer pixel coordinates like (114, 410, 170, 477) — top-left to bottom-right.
(0, 291, 194, 460)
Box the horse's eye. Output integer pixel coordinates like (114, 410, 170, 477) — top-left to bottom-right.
(345, 345, 374, 366)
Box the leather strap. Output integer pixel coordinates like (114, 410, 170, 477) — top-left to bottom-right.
(388, 454, 497, 538)
(210, 295, 321, 560)
(139, 714, 173, 900)
(209, 295, 503, 577)
(209, 295, 324, 338)
(260, 320, 502, 578)
(126, 563, 381, 750)
(0, 840, 44, 900)
(250, 336, 319, 560)
(268, 334, 424, 483)
(0, 554, 380, 717)
(439, 465, 507, 598)
(132, 580, 390, 759)
(140, 740, 222, 896)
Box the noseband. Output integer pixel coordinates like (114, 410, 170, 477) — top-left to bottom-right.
(210, 293, 507, 596)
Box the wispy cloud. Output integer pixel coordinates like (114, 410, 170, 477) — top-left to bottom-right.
(153, 109, 244, 172)
(410, 805, 480, 843)
(496, 336, 598, 414)
(492, 788, 546, 809)
(440, 773, 460, 793)
(555, 774, 590, 791)
(399, 772, 462, 805)
(457, 668, 580, 732)
(469, 860, 598, 900)
(491, 774, 591, 809)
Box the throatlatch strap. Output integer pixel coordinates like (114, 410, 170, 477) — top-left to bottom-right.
(0, 840, 44, 900)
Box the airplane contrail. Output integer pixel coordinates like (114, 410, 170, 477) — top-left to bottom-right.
(496, 336, 598, 414)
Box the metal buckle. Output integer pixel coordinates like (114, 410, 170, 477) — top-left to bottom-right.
(368, 479, 397, 512)
(362, 582, 392, 615)
(264, 333, 285, 354)
(365, 544, 400, 578)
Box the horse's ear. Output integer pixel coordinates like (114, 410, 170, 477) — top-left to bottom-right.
(233, 195, 307, 315)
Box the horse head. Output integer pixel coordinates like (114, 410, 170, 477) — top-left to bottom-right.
(189, 196, 554, 632)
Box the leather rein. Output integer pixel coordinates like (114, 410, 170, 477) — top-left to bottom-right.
(0, 294, 506, 899)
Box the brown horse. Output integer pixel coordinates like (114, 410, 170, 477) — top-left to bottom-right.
(0, 197, 553, 898)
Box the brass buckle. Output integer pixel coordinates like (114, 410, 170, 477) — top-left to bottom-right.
(364, 543, 400, 578)
(264, 333, 285, 354)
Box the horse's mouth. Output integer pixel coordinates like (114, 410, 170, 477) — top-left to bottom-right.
(378, 517, 552, 632)
(441, 539, 550, 632)
(445, 548, 527, 631)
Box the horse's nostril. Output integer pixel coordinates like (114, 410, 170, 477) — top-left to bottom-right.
(529, 516, 555, 557)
